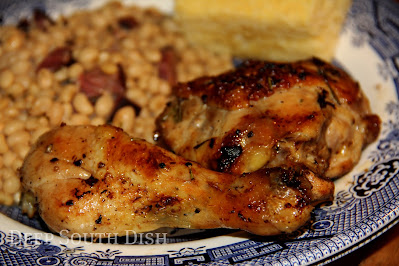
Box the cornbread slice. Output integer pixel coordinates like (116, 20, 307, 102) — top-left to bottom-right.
(175, 0, 352, 61)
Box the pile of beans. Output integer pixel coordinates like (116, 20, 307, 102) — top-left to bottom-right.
(0, 2, 233, 205)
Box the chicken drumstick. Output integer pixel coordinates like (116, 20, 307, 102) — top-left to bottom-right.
(21, 125, 333, 238)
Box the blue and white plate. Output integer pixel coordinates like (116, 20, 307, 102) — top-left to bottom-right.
(1, 0, 399, 265)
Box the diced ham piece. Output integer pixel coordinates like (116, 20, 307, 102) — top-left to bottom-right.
(36, 47, 73, 72)
(78, 65, 126, 102)
(33, 9, 54, 31)
(158, 46, 177, 86)
(118, 16, 139, 30)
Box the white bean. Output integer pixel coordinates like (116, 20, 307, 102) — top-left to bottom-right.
(112, 106, 136, 132)
(95, 92, 114, 118)
(73, 93, 94, 115)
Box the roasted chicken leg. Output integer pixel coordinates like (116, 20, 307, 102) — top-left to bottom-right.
(157, 58, 380, 178)
(21, 125, 333, 237)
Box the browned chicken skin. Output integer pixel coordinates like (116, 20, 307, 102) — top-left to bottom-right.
(20, 58, 378, 238)
(157, 58, 380, 178)
(21, 125, 333, 237)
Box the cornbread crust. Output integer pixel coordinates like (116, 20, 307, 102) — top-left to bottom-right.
(175, 0, 352, 61)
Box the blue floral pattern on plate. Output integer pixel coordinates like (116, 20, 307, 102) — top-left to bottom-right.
(1, 0, 399, 265)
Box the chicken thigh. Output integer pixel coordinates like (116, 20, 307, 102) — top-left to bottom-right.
(157, 58, 380, 178)
(21, 125, 333, 237)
